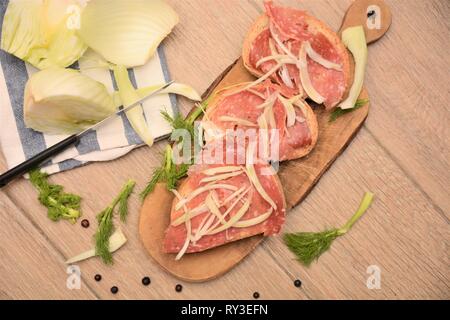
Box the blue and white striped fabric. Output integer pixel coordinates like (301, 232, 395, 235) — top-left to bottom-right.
(0, 1, 176, 175)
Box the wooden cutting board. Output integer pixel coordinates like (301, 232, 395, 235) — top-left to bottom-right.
(139, 0, 391, 282)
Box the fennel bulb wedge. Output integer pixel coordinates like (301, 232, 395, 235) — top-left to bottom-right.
(78, 0, 179, 67)
(1, 0, 87, 69)
(24, 68, 115, 135)
(113, 65, 154, 146)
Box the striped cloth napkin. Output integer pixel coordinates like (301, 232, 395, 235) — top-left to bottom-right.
(0, 2, 176, 175)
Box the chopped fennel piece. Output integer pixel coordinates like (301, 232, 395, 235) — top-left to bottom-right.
(65, 229, 127, 264)
(113, 65, 154, 146)
(339, 26, 368, 110)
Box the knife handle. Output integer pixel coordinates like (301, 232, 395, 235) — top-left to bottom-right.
(0, 134, 79, 188)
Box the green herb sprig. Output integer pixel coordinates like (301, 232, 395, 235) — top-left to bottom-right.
(29, 169, 81, 224)
(283, 192, 374, 266)
(141, 101, 207, 200)
(95, 180, 135, 264)
(329, 99, 369, 122)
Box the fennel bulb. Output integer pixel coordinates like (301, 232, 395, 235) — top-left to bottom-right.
(78, 0, 179, 67)
(1, 0, 87, 69)
(113, 65, 154, 146)
(24, 67, 115, 135)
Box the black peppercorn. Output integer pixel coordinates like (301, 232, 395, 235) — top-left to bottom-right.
(111, 286, 119, 294)
(253, 292, 260, 299)
(81, 219, 90, 228)
(142, 277, 151, 286)
(94, 274, 102, 282)
(175, 284, 183, 292)
(294, 279, 302, 288)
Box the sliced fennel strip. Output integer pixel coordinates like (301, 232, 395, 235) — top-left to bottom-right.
(223, 63, 282, 97)
(245, 142, 277, 210)
(304, 41, 343, 71)
(207, 198, 251, 235)
(200, 170, 244, 184)
(278, 95, 296, 127)
(233, 207, 274, 228)
(172, 185, 248, 227)
(202, 186, 252, 237)
(202, 166, 243, 176)
(171, 189, 192, 260)
(174, 183, 238, 211)
(297, 42, 326, 104)
(246, 88, 267, 99)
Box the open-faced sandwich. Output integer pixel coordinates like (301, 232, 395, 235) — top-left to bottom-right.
(202, 80, 318, 161)
(163, 143, 286, 259)
(242, 0, 351, 108)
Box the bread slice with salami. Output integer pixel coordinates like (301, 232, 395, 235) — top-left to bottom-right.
(202, 80, 318, 162)
(242, 0, 351, 109)
(163, 154, 286, 259)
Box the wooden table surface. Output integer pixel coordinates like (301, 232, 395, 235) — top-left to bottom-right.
(0, 0, 449, 300)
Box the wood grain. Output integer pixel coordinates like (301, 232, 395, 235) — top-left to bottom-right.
(0, 0, 448, 299)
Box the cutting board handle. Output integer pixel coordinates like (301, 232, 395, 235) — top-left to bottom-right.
(339, 0, 392, 44)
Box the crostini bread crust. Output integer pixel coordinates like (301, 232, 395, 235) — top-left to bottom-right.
(204, 82, 319, 162)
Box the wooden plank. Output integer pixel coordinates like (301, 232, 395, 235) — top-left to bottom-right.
(0, 192, 97, 299)
(264, 128, 450, 299)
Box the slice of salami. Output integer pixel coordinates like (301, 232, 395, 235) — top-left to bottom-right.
(163, 160, 286, 255)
